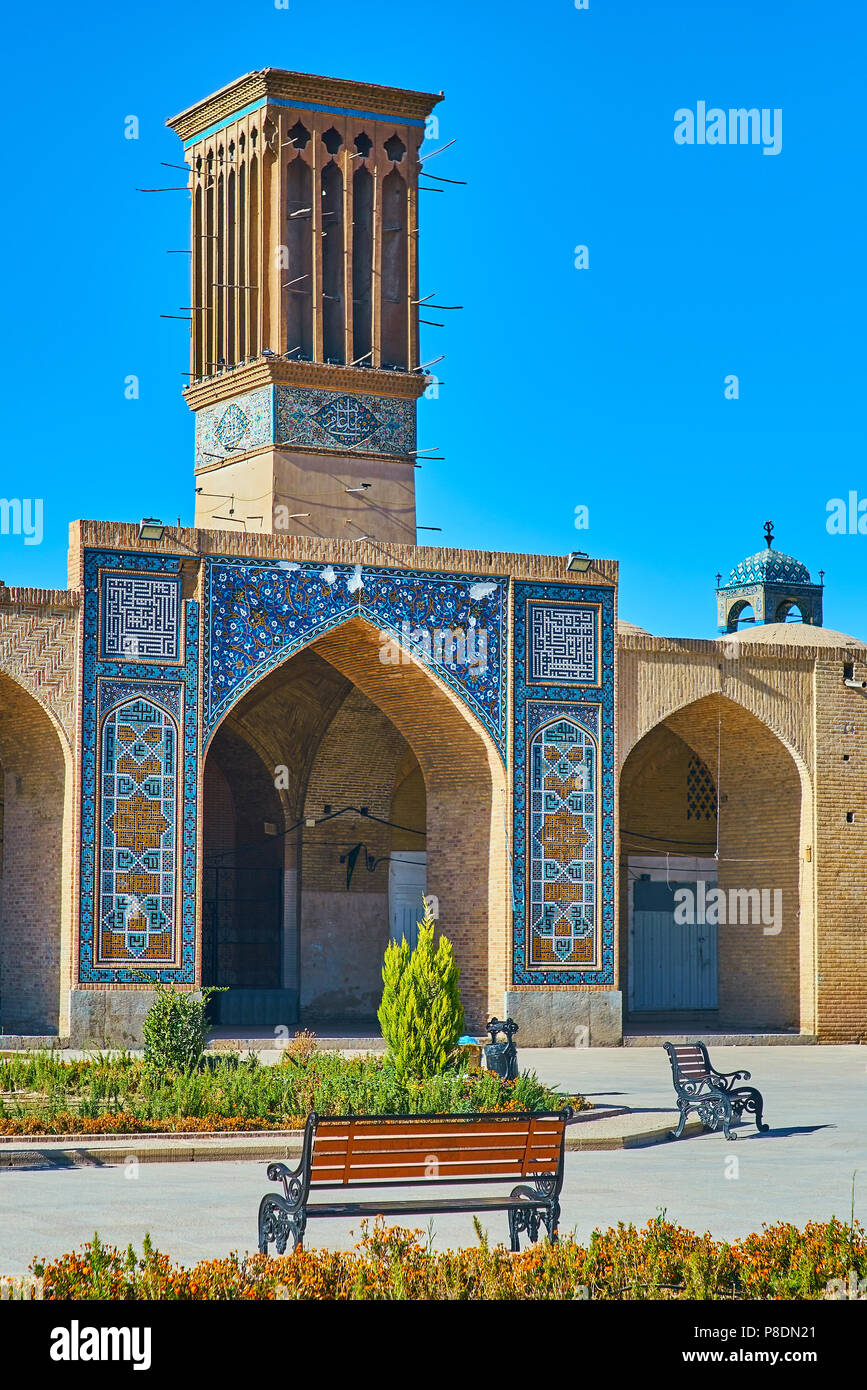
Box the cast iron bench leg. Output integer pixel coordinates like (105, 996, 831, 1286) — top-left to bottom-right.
(541, 1199, 561, 1244)
(730, 1086, 769, 1134)
(508, 1203, 541, 1252)
(259, 1194, 306, 1255)
(670, 1100, 689, 1140)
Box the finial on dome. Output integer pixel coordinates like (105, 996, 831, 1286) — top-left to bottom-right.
(763, 520, 774, 549)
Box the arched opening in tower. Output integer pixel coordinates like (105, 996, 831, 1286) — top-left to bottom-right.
(285, 156, 313, 361)
(775, 599, 805, 623)
(321, 160, 345, 364)
(352, 164, 374, 366)
(381, 169, 408, 370)
(726, 600, 756, 632)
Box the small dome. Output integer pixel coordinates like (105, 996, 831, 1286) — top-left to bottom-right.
(617, 618, 650, 636)
(727, 548, 812, 588)
(718, 622, 866, 649)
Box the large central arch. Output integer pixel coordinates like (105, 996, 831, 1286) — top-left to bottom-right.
(200, 616, 508, 1029)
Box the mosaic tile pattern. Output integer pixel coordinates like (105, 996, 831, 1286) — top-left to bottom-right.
(80, 551, 199, 983)
(194, 386, 273, 469)
(98, 699, 177, 964)
(528, 602, 598, 685)
(727, 548, 812, 587)
(194, 385, 416, 465)
(101, 574, 180, 662)
(275, 385, 415, 457)
(513, 582, 615, 985)
(203, 559, 505, 755)
(529, 717, 598, 967)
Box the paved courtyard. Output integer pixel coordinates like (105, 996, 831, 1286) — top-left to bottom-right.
(1, 1046, 865, 1275)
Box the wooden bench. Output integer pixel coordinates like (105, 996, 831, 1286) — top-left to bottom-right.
(258, 1108, 572, 1255)
(664, 1041, 769, 1141)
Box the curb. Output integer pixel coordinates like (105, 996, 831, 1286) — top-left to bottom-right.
(566, 1117, 703, 1150)
(0, 1140, 303, 1169)
(0, 1108, 702, 1167)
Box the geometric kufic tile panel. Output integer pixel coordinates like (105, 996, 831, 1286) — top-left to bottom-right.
(512, 580, 615, 985)
(529, 602, 598, 685)
(101, 574, 181, 661)
(98, 698, 177, 964)
(529, 718, 598, 967)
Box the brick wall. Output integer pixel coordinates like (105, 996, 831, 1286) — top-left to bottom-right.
(813, 656, 867, 1041)
(300, 687, 413, 1018)
(311, 618, 509, 1022)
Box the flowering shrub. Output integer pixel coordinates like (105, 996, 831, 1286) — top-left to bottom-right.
(31, 1215, 867, 1301)
(0, 1113, 307, 1136)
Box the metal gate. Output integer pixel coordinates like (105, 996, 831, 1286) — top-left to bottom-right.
(202, 866, 290, 1024)
(629, 878, 718, 1012)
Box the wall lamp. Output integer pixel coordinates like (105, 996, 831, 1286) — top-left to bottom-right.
(137, 518, 166, 542)
(566, 551, 592, 574)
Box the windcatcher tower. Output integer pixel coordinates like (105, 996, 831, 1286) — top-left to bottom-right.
(167, 68, 442, 541)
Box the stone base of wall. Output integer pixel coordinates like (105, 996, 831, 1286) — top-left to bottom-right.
(503, 989, 622, 1046)
(68, 989, 159, 1047)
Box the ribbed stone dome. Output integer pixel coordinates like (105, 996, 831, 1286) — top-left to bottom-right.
(727, 548, 811, 587)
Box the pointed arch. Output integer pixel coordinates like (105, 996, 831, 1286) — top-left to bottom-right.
(202, 615, 508, 1024)
(619, 693, 814, 1033)
(0, 670, 74, 1034)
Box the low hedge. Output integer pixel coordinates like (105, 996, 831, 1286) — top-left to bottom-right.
(31, 1215, 867, 1300)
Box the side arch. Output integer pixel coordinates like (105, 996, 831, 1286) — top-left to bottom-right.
(619, 693, 814, 1033)
(0, 670, 74, 1034)
(619, 681, 813, 779)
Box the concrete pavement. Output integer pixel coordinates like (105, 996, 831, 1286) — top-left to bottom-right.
(0, 1045, 864, 1275)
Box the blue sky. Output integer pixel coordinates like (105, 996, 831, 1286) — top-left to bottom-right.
(2, 0, 865, 637)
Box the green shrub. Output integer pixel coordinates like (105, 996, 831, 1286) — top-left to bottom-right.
(0, 1047, 589, 1132)
(378, 907, 465, 1081)
(142, 984, 220, 1073)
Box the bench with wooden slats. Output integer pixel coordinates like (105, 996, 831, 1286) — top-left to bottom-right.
(664, 1041, 769, 1142)
(257, 1109, 572, 1255)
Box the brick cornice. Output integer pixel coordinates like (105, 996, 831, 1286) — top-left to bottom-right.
(617, 631, 866, 661)
(70, 520, 618, 587)
(182, 358, 428, 411)
(167, 68, 442, 142)
(0, 586, 80, 611)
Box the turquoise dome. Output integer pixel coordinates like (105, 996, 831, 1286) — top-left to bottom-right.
(727, 548, 812, 588)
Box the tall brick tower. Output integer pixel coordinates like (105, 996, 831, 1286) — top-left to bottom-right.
(167, 68, 442, 542)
